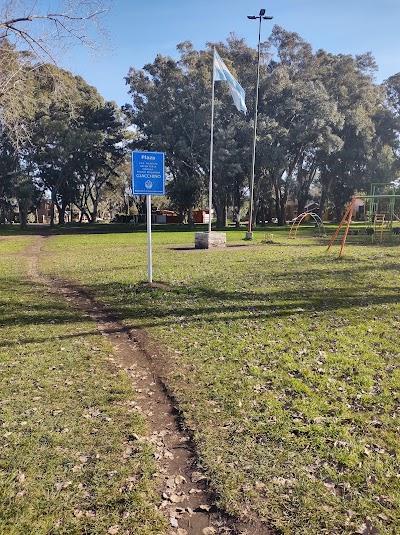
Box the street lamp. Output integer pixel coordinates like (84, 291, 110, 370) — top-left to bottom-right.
(246, 8, 273, 240)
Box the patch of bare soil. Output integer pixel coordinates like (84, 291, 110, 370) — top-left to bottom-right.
(26, 236, 274, 535)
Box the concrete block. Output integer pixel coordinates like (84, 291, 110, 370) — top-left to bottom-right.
(195, 232, 226, 249)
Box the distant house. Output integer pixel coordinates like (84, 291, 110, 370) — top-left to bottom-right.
(153, 210, 180, 224)
(152, 209, 211, 224)
(34, 200, 73, 224)
(36, 199, 53, 224)
(193, 210, 210, 224)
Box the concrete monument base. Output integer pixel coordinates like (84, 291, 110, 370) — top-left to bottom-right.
(195, 232, 226, 249)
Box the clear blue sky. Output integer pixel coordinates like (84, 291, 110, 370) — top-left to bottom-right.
(63, 0, 400, 106)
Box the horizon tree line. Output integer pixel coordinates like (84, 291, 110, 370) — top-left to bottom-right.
(1, 14, 400, 227)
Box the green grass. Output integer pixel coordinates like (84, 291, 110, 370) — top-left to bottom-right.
(29, 228, 400, 533)
(0, 235, 35, 253)
(0, 237, 166, 534)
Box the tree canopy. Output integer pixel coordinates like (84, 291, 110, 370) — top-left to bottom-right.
(125, 27, 400, 226)
(1, 19, 400, 228)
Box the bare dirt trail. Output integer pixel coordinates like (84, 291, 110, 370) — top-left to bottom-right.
(25, 235, 272, 535)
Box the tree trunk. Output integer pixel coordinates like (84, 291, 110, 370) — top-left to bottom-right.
(90, 199, 99, 223)
(335, 203, 343, 223)
(274, 182, 288, 226)
(215, 203, 227, 229)
(234, 209, 241, 228)
(57, 204, 66, 225)
(318, 188, 328, 220)
(188, 207, 195, 229)
(50, 190, 56, 227)
(318, 177, 333, 221)
(297, 185, 309, 215)
(18, 202, 28, 230)
(233, 179, 242, 228)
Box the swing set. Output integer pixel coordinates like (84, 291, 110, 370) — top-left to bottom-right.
(327, 183, 400, 258)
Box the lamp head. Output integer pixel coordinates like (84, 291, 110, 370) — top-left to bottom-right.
(247, 15, 257, 19)
(259, 8, 266, 16)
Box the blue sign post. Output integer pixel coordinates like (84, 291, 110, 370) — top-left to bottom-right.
(132, 151, 165, 195)
(132, 151, 165, 283)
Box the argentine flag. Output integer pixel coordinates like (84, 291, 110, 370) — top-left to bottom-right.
(213, 49, 247, 114)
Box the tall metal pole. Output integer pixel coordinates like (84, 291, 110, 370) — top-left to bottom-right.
(246, 9, 273, 240)
(208, 48, 216, 234)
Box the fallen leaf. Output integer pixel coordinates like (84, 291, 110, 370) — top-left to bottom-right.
(191, 471, 206, 483)
(175, 475, 186, 485)
(355, 517, 380, 535)
(54, 480, 72, 491)
(16, 472, 25, 484)
(169, 494, 184, 503)
(169, 517, 178, 528)
(72, 465, 83, 473)
(73, 510, 84, 518)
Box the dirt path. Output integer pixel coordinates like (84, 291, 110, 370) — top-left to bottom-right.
(25, 235, 271, 535)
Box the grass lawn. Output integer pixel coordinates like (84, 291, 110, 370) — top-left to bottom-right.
(6, 225, 400, 534)
(0, 236, 166, 534)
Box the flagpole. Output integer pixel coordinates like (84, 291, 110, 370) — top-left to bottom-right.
(208, 48, 216, 234)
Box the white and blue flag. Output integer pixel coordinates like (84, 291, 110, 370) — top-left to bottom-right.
(213, 48, 247, 114)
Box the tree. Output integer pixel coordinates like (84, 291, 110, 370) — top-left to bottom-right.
(0, 1, 109, 62)
(315, 51, 385, 220)
(125, 38, 254, 229)
(0, 130, 19, 222)
(125, 42, 211, 218)
(382, 73, 400, 176)
(30, 66, 123, 226)
(12, 172, 41, 230)
(0, 1, 110, 144)
(73, 102, 127, 223)
(254, 27, 342, 225)
(166, 175, 202, 225)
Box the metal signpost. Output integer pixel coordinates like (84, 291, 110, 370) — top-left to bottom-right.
(132, 151, 165, 283)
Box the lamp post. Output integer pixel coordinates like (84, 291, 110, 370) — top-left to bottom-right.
(246, 8, 273, 240)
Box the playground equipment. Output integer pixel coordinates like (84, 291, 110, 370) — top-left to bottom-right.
(365, 183, 397, 241)
(289, 212, 326, 239)
(327, 184, 400, 257)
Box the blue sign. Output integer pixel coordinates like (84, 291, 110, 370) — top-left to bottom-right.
(132, 151, 165, 195)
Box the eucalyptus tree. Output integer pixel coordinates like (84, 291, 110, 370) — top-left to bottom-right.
(382, 73, 400, 176)
(0, 131, 18, 222)
(12, 171, 42, 230)
(125, 42, 211, 220)
(31, 66, 125, 226)
(315, 51, 386, 219)
(125, 38, 254, 228)
(255, 27, 342, 224)
(73, 102, 127, 223)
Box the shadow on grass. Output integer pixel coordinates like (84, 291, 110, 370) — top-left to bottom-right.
(0, 278, 94, 346)
(79, 262, 400, 329)
(2, 255, 399, 346)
